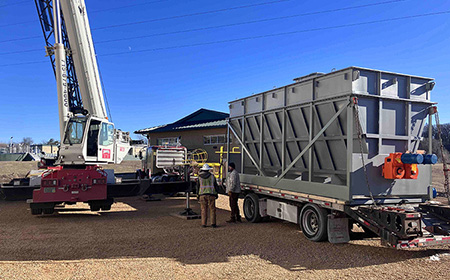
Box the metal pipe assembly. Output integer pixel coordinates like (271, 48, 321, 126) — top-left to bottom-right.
(423, 154, 438, 165)
(400, 153, 424, 164)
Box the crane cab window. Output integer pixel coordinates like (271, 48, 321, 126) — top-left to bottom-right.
(64, 119, 86, 144)
(99, 123, 114, 146)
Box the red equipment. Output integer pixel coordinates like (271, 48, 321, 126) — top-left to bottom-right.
(382, 153, 418, 180)
(30, 166, 112, 215)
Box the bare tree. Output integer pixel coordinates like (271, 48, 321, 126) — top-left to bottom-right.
(421, 124, 450, 162)
(42, 138, 60, 145)
(22, 137, 34, 146)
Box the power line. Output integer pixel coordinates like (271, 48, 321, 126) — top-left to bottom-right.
(0, 0, 170, 27)
(97, 61, 113, 122)
(0, 35, 41, 44)
(0, 60, 47, 67)
(0, 9, 449, 67)
(0, 48, 42, 56)
(94, 0, 406, 45)
(90, 0, 170, 14)
(0, 0, 289, 28)
(0, 20, 37, 28)
(0, 0, 403, 45)
(93, 10, 450, 56)
(0, 1, 28, 8)
(92, 0, 291, 31)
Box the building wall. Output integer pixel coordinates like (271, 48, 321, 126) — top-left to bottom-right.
(41, 145, 59, 156)
(145, 127, 237, 163)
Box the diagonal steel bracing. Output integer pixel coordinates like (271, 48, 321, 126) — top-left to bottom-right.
(274, 99, 351, 184)
(229, 122, 266, 176)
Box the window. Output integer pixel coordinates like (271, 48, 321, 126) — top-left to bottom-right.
(99, 123, 114, 146)
(157, 137, 178, 146)
(64, 119, 86, 144)
(203, 135, 227, 145)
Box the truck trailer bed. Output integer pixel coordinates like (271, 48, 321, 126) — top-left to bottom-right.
(241, 183, 450, 249)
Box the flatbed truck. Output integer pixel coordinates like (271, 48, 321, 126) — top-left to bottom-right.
(227, 67, 450, 248)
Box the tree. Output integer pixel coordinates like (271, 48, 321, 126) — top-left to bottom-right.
(22, 137, 33, 146)
(420, 123, 450, 162)
(419, 138, 449, 163)
(42, 138, 60, 145)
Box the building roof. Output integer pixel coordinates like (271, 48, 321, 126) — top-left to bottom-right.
(0, 153, 38, 161)
(135, 108, 228, 134)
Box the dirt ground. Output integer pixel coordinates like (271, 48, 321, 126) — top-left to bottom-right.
(431, 164, 450, 204)
(0, 162, 449, 279)
(0, 161, 141, 184)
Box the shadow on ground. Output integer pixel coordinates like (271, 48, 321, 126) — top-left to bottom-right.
(0, 196, 448, 272)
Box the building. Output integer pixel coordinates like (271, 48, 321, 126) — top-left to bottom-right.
(0, 144, 58, 161)
(135, 108, 237, 163)
(30, 144, 59, 158)
(0, 143, 8, 154)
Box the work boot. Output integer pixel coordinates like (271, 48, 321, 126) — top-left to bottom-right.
(226, 219, 236, 223)
(212, 224, 217, 228)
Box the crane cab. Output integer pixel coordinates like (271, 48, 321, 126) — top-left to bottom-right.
(58, 115, 130, 165)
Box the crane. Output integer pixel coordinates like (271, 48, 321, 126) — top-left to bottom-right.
(29, 0, 131, 214)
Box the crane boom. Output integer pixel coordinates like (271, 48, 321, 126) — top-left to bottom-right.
(53, 0, 71, 141)
(59, 0, 107, 120)
(35, 0, 130, 165)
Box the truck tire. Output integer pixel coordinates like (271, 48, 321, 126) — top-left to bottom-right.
(243, 193, 262, 223)
(299, 203, 328, 242)
(100, 204, 111, 211)
(31, 208, 42, 215)
(90, 205, 100, 212)
(43, 207, 54, 215)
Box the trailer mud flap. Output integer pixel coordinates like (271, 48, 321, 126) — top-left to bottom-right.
(327, 215, 350, 243)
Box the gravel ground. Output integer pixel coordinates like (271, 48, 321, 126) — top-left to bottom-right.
(0, 195, 449, 280)
(0, 162, 449, 279)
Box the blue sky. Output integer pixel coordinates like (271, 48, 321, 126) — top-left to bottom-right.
(0, 0, 449, 143)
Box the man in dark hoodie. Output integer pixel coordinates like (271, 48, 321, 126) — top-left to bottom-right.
(197, 164, 220, 228)
(226, 162, 241, 223)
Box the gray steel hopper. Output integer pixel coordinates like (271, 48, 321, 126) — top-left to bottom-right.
(228, 67, 436, 205)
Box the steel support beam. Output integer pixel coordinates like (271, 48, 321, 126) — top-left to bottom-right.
(346, 101, 354, 200)
(308, 104, 313, 182)
(275, 99, 351, 184)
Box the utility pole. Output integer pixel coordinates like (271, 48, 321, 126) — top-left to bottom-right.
(9, 137, 13, 153)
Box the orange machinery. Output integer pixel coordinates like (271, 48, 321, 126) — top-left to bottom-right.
(382, 153, 437, 180)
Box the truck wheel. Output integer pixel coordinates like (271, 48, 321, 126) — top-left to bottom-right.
(31, 208, 42, 215)
(43, 208, 54, 215)
(299, 203, 328, 242)
(90, 205, 100, 212)
(100, 204, 111, 211)
(243, 193, 262, 223)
